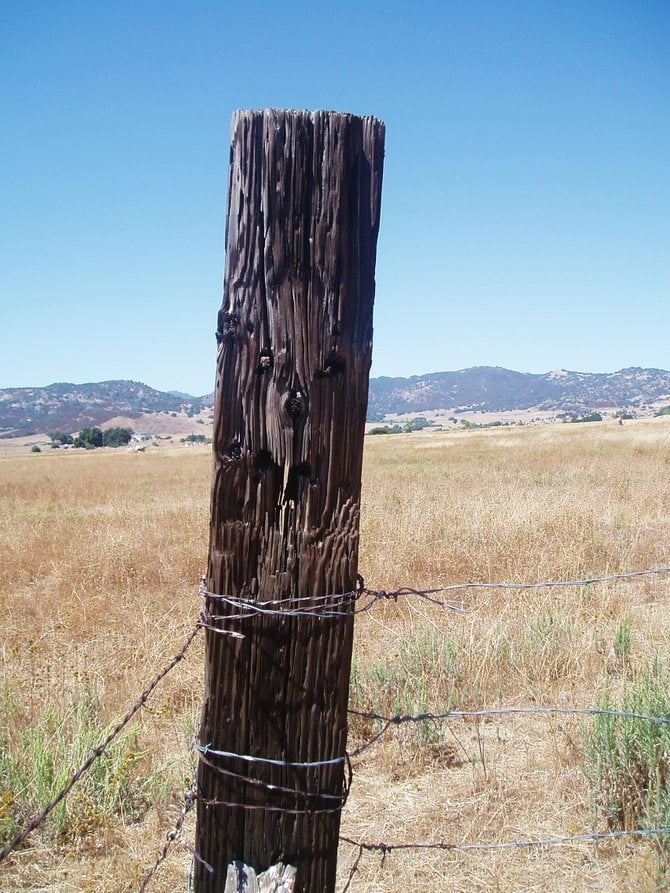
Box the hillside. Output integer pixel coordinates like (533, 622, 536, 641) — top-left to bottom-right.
(366, 366, 670, 419)
(0, 381, 212, 437)
(2, 367, 670, 437)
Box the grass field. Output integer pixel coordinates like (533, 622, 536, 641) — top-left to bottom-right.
(1, 416, 670, 891)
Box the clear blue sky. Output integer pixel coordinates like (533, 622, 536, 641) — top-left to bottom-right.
(2, 1, 668, 395)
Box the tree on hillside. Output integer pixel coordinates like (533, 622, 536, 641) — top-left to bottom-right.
(102, 427, 134, 447)
(73, 427, 103, 449)
(49, 431, 74, 445)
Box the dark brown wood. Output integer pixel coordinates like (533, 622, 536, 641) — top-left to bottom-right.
(194, 109, 384, 893)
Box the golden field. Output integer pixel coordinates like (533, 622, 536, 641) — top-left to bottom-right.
(1, 416, 670, 892)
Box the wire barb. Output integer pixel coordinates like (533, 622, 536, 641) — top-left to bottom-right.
(137, 782, 199, 892)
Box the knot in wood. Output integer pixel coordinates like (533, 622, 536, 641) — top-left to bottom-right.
(284, 390, 306, 422)
(258, 350, 273, 372)
(219, 312, 240, 341)
(320, 349, 346, 378)
(222, 442, 242, 463)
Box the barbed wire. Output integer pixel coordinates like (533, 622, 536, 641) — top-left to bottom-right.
(408, 565, 670, 594)
(198, 577, 467, 619)
(3, 563, 670, 882)
(195, 742, 348, 767)
(196, 748, 351, 809)
(198, 567, 670, 629)
(0, 623, 202, 863)
(197, 795, 347, 817)
(339, 827, 670, 891)
(347, 704, 670, 757)
(137, 782, 199, 893)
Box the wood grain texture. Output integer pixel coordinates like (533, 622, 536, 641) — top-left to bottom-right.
(195, 109, 384, 893)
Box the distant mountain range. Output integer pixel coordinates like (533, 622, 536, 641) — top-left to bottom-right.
(366, 366, 670, 419)
(2, 367, 670, 437)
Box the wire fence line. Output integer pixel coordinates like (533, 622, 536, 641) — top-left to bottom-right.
(2, 565, 669, 889)
(198, 565, 670, 627)
(137, 700, 670, 893)
(405, 565, 670, 593)
(338, 828, 670, 893)
(347, 704, 670, 758)
(342, 826, 670, 855)
(137, 782, 201, 893)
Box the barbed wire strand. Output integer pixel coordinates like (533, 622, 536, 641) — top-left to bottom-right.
(339, 827, 670, 891)
(348, 705, 670, 758)
(410, 565, 670, 594)
(0, 623, 202, 863)
(195, 742, 347, 768)
(198, 567, 670, 625)
(199, 580, 467, 617)
(137, 782, 200, 893)
(197, 796, 346, 816)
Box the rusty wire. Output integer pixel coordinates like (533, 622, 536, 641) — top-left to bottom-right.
(198, 566, 670, 629)
(137, 782, 200, 893)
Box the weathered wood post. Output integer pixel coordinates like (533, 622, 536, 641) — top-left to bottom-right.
(194, 109, 384, 892)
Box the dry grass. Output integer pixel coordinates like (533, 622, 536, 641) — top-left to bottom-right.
(1, 417, 670, 891)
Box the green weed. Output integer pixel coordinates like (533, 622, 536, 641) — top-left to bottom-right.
(584, 659, 670, 881)
(0, 686, 155, 846)
(350, 631, 466, 744)
(613, 617, 634, 667)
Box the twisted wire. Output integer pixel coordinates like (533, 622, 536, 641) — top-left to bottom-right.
(137, 783, 199, 892)
(339, 827, 670, 890)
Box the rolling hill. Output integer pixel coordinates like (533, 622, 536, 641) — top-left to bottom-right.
(2, 367, 670, 437)
(365, 366, 670, 419)
(0, 381, 211, 437)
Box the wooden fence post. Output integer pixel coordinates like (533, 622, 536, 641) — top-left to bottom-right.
(194, 109, 384, 892)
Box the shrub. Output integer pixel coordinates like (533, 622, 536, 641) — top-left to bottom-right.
(349, 631, 468, 745)
(569, 412, 603, 423)
(613, 617, 633, 666)
(403, 417, 433, 432)
(0, 688, 153, 845)
(368, 426, 391, 435)
(583, 659, 670, 833)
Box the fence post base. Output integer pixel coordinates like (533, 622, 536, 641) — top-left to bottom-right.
(224, 861, 296, 893)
